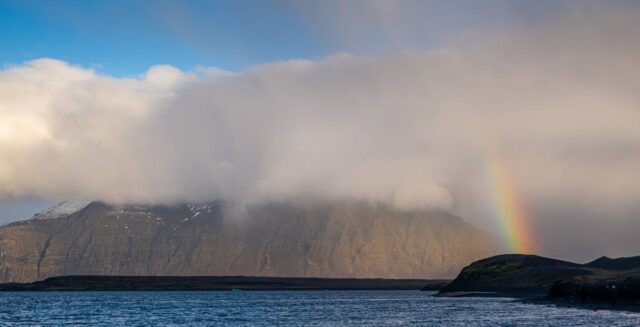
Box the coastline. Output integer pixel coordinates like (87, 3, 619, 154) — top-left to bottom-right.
(0, 275, 448, 292)
(437, 290, 640, 313)
(522, 297, 640, 313)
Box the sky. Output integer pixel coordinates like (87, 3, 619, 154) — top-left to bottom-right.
(0, 0, 639, 261)
(0, 0, 558, 219)
(0, 0, 560, 75)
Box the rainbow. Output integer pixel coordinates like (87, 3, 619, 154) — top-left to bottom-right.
(486, 150, 538, 254)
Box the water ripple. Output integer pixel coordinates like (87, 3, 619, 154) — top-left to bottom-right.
(0, 291, 638, 326)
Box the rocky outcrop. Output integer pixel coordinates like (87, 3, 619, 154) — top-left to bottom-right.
(547, 256, 640, 305)
(437, 254, 640, 304)
(436, 254, 592, 297)
(548, 273, 640, 305)
(0, 201, 498, 283)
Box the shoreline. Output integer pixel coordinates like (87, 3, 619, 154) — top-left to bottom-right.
(437, 291, 640, 313)
(522, 297, 640, 313)
(0, 275, 448, 292)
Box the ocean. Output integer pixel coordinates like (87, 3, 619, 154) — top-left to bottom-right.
(0, 291, 638, 326)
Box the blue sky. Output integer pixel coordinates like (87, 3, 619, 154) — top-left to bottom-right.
(0, 0, 327, 75)
(0, 0, 561, 76)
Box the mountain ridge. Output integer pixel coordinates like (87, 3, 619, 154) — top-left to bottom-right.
(0, 200, 499, 283)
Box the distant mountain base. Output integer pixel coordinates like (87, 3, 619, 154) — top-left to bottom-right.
(0, 200, 499, 283)
(435, 254, 640, 308)
(0, 275, 448, 292)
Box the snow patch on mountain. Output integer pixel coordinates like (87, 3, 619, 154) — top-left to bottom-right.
(32, 201, 91, 220)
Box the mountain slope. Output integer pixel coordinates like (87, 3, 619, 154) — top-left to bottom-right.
(584, 256, 640, 271)
(0, 201, 499, 283)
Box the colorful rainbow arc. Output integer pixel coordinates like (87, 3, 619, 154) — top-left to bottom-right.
(487, 151, 538, 254)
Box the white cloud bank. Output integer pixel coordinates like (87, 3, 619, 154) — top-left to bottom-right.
(0, 4, 639, 244)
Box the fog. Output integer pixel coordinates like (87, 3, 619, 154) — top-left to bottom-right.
(0, 2, 639, 260)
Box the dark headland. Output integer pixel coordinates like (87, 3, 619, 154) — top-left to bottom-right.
(0, 275, 448, 292)
(434, 253, 640, 309)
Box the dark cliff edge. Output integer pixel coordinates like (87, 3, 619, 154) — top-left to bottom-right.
(0, 275, 448, 292)
(546, 271, 640, 308)
(433, 254, 640, 309)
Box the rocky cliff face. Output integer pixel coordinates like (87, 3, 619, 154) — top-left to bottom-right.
(0, 201, 499, 283)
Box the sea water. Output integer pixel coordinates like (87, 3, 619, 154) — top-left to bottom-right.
(0, 291, 638, 326)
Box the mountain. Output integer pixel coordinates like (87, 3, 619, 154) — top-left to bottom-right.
(437, 254, 640, 304)
(0, 201, 499, 283)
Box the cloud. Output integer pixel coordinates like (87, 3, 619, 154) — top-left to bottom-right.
(0, 3, 639, 259)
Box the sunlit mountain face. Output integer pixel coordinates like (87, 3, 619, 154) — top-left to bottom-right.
(0, 200, 498, 282)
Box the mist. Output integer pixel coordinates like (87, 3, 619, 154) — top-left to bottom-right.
(0, 3, 639, 260)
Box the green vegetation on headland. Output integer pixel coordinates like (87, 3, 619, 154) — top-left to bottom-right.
(435, 254, 640, 309)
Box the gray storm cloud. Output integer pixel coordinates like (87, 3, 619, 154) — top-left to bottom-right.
(0, 4, 639, 259)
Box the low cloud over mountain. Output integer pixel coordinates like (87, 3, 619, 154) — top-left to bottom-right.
(0, 4, 639, 259)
